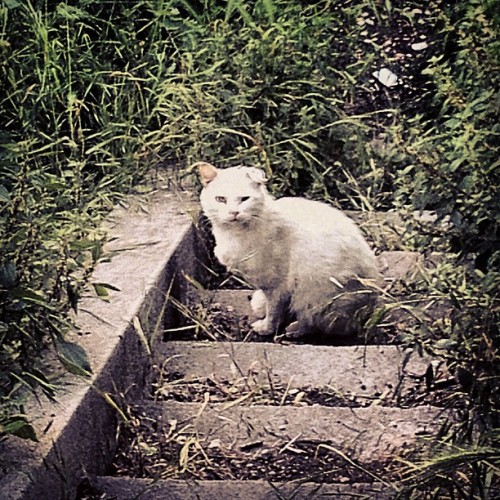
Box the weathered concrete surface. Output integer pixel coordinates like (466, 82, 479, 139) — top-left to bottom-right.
(88, 477, 391, 499)
(145, 401, 448, 462)
(0, 189, 198, 500)
(155, 341, 434, 403)
(378, 250, 423, 281)
(0, 199, 448, 499)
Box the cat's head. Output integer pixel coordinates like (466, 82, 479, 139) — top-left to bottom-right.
(196, 162, 269, 227)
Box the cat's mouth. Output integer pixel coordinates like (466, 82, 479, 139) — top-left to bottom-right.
(227, 212, 242, 221)
(223, 215, 250, 227)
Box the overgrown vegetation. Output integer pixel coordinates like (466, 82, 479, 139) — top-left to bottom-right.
(0, 0, 498, 496)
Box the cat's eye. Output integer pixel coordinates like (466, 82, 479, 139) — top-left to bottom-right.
(215, 196, 227, 204)
(240, 196, 250, 203)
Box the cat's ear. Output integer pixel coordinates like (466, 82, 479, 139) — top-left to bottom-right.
(195, 162, 218, 186)
(246, 167, 267, 185)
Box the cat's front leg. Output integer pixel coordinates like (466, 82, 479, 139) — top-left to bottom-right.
(250, 318, 270, 335)
(251, 289, 287, 336)
(250, 289, 267, 319)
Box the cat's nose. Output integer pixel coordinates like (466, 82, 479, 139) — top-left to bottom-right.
(229, 211, 239, 219)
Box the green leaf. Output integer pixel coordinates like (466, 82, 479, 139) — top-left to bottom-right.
(0, 262, 17, 289)
(70, 239, 102, 251)
(364, 306, 389, 329)
(93, 284, 109, 298)
(25, 369, 57, 400)
(0, 185, 10, 202)
(261, 0, 275, 23)
(1, 418, 38, 441)
(56, 3, 86, 20)
(56, 341, 92, 377)
(2, 0, 21, 9)
(92, 282, 121, 298)
(11, 287, 48, 305)
(434, 338, 458, 351)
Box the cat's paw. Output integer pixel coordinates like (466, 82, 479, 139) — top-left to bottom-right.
(251, 318, 271, 335)
(282, 321, 308, 340)
(250, 290, 267, 319)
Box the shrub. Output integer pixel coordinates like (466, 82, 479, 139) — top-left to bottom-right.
(0, 0, 166, 438)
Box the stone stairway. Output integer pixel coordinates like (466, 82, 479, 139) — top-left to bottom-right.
(82, 216, 454, 499)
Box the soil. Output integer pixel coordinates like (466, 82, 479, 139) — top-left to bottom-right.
(341, 0, 444, 119)
(110, 405, 398, 484)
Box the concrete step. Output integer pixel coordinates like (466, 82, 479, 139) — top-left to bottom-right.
(142, 400, 448, 462)
(87, 476, 391, 499)
(153, 341, 443, 405)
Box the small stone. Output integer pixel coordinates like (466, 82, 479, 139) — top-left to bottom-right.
(411, 41, 428, 51)
(372, 67, 399, 87)
(208, 438, 222, 449)
(292, 391, 306, 405)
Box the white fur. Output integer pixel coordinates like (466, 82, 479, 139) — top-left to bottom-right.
(199, 164, 382, 336)
(250, 289, 267, 319)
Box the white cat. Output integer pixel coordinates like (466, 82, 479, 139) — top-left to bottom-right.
(197, 162, 383, 338)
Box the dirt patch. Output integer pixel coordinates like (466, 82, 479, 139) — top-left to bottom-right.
(110, 406, 396, 484)
(151, 372, 365, 408)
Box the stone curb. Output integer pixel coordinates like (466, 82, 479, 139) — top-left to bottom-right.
(0, 190, 198, 500)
